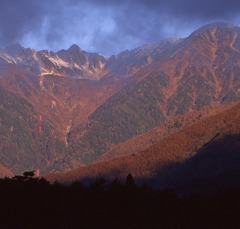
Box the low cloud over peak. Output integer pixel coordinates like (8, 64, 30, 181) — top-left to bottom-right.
(1, 0, 240, 55)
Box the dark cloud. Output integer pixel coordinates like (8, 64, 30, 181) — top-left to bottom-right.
(0, 0, 47, 45)
(1, 0, 240, 55)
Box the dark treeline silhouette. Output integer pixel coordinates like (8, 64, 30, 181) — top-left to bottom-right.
(1, 172, 240, 228)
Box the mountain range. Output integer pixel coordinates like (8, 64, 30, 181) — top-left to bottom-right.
(1, 22, 240, 191)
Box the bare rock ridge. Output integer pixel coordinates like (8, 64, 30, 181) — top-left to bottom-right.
(1, 22, 240, 177)
(0, 36, 183, 80)
(0, 43, 108, 79)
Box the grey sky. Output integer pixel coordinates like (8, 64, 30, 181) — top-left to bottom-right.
(1, 0, 240, 55)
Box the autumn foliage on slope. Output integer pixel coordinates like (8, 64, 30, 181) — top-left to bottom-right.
(46, 102, 240, 185)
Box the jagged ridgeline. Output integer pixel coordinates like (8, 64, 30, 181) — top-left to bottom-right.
(2, 22, 240, 175)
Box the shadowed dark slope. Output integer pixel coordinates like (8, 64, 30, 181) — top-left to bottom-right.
(46, 102, 240, 185)
(157, 133, 240, 194)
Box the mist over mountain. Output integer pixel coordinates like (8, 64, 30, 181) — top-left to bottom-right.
(1, 22, 240, 188)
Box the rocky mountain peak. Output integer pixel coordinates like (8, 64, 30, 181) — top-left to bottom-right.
(3, 43, 25, 56)
(188, 22, 240, 41)
(2, 22, 240, 175)
(67, 44, 82, 52)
